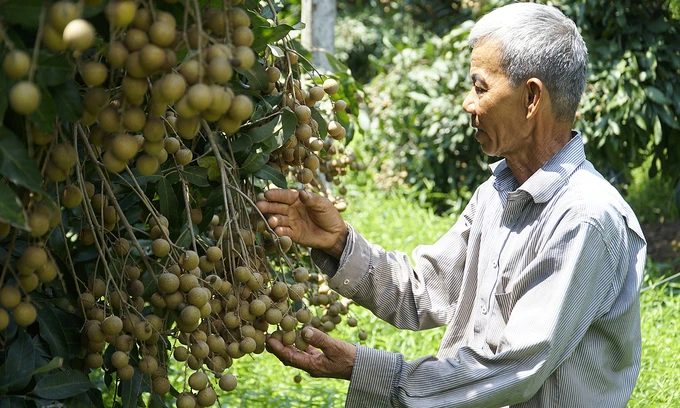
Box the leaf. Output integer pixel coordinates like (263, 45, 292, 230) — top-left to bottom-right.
(0, 331, 35, 392)
(235, 63, 269, 92)
(0, 397, 28, 408)
(36, 53, 74, 87)
(87, 388, 105, 408)
(32, 369, 95, 399)
(645, 86, 672, 105)
(310, 107, 328, 139)
(51, 80, 83, 121)
(232, 116, 281, 152)
(251, 24, 295, 53)
(182, 166, 210, 187)
(267, 44, 285, 58)
(240, 151, 268, 174)
(0, 126, 45, 193)
(652, 115, 662, 145)
(197, 156, 220, 181)
(633, 114, 647, 131)
(30, 357, 63, 376)
(29, 82, 58, 133)
(158, 177, 179, 228)
(0, 183, 26, 227)
(0, 0, 43, 28)
(254, 165, 288, 188)
(36, 306, 84, 360)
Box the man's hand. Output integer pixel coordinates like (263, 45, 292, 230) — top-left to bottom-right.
(266, 326, 356, 380)
(256, 189, 348, 259)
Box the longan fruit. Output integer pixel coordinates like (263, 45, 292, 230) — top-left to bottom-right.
(229, 8, 250, 28)
(323, 78, 339, 95)
(197, 387, 217, 406)
(139, 43, 165, 72)
(219, 373, 237, 392)
(122, 107, 147, 132)
(265, 66, 281, 83)
(43, 24, 67, 51)
(152, 377, 171, 394)
(151, 238, 170, 257)
(49, 1, 79, 33)
(13, 302, 37, 326)
(36, 260, 58, 282)
(233, 46, 255, 69)
(63, 19, 96, 51)
(102, 315, 123, 336)
(117, 364, 134, 381)
(80, 61, 107, 86)
(136, 154, 159, 176)
(188, 371, 209, 391)
(9, 81, 41, 115)
(3, 50, 31, 79)
(105, 0, 137, 28)
(106, 41, 129, 68)
(27, 212, 50, 237)
(0, 286, 22, 309)
(159, 73, 186, 103)
(110, 133, 139, 161)
(228, 95, 253, 122)
(232, 26, 254, 47)
(164, 137, 180, 154)
(85, 353, 103, 369)
(174, 148, 193, 166)
(148, 21, 175, 47)
(208, 56, 233, 83)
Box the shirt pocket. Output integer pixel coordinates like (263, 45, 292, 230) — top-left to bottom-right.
(494, 291, 515, 323)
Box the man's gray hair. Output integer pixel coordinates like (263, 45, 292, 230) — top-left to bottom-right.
(469, 3, 588, 122)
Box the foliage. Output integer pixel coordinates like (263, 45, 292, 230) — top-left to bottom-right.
(0, 0, 363, 406)
(624, 157, 679, 224)
(338, 0, 680, 214)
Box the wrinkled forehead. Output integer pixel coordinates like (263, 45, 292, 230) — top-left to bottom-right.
(469, 40, 505, 77)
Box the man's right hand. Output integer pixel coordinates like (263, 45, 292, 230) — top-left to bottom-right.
(255, 189, 348, 259)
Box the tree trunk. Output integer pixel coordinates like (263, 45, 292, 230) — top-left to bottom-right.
(301, 0, 336, 72)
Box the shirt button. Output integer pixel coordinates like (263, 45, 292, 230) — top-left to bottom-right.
(343, 279, 350, 285)
(474, 324, 481, 333)
(492, 260, 498, 269)
(480, 304, 487, 314)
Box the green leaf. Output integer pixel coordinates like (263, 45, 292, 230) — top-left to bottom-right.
(0, 126, 45, 193)
(30, 357, 63, 376)
(0, 397, 28, 408)
(233, 116, 281, 152)
(310, 107, 328, 139)
(236, 63, 269, 92)
(254, 165, 287, 188)
(251, 24, 295, 53)
(0, 0, 43, 28)
(158, 177, 179, 228)
(267, 44, 285, 58)
(653, 115, 663, 145)
(36, 306, 84, 360)
(32, 369, 95, 399)
(247, 9, 271, 28)
(0, 331, 35, 392)
(633, 114, 647, 131)
(52, 80, 83, 121)
(36, 53, 74, 87)
(29, 82, 58, 133)
(181, 166, 210, 187)
(240, 151, 268, 174)
(0, 183, 26, 227)
(197, 156, 221, 181)
(645, 86, 672, 105)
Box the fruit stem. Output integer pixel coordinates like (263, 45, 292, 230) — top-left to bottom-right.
(28, 2, 47, 83)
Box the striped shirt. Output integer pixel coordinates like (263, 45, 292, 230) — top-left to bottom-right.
(312, 133, 647, 407)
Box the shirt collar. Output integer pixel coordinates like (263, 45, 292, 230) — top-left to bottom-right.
(489, 131, 586, 203)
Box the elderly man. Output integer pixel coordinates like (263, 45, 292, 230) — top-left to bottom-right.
(257, 3, 647, 407)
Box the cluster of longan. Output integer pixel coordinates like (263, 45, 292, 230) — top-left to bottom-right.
(0, 246, 58, 330)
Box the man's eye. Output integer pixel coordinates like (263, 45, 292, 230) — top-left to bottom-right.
(474, 85, 485, 94)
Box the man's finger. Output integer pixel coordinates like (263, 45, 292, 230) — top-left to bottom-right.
(301, 326, 334, 351)
(264, 189, 299, 205)
(267, 337, 313, 370)
(256, 201, 291, 216)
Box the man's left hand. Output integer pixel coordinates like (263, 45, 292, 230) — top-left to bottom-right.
(266, 326, 356, 380)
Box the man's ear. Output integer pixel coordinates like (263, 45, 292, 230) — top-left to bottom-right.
(525, 78, 543, 120)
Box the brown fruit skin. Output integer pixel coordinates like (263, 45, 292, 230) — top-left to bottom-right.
(61, 185, 83, 209)
(219, 373, 237, 391)
(81, 62, 107, 86)
(136, 154, 159, 176)
(50, 1, 79, 33)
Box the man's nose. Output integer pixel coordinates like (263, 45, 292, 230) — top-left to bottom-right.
(462, 89, 475, 114)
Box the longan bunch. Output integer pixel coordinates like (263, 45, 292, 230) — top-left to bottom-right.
(0, 245, 59, 330)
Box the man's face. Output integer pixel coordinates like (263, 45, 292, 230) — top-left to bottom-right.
(462, 41, 528, 158)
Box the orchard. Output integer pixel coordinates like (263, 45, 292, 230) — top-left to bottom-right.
(0, 0, 365, 406)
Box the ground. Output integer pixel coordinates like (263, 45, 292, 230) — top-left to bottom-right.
(642, 221, 680, 266)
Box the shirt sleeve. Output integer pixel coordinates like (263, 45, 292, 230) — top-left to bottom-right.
(312, 195, 476, 331)
(344, 217, 634, 407)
